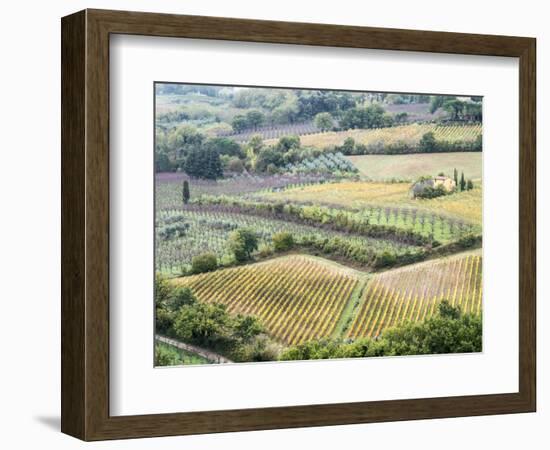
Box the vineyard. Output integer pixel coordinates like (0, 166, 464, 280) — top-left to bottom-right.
(219, 121, 320, 142)
(273, 123, 483, 149)
(260, 180, 483, 225)
(156, 209, 418, 275)
(347, 251, 482, 339)
(169, 251, 482, 347)
(153, 85, 484, 364)
(173, 255, 360, 345)
(156, 172, 332, 211)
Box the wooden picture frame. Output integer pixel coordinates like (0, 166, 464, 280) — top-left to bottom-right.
(61, 8, 536, 441)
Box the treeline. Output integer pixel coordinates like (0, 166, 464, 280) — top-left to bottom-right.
(156, 125, 482, 178)
(155, 83, 223, 97)
(334, 132, 482, 156)
(230, 89, 358, 128)
(156, 84, 480, 135)
(156, 127, 356, 177)
(280, 301, 482, 360)
(155, 276, 279, 362)
(430, 96, 483, 122)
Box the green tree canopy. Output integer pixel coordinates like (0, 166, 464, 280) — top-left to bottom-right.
(313, 112, 334, 131)
(183, 146, 223, 179)
(419, 131, 437, 152)
(246, 110, 265, 128)
(229, 228, 259, 262)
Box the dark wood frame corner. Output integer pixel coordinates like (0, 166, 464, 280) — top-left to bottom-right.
(61, 8, 536, 441)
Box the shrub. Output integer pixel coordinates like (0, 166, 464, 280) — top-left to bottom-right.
(419, 132, 437, 152)
(155, 308, 174, 335)
(154, 344, 181, 366)
(272, 232, 295, 252)
(414, 184, 447, 199)
(373, 250, 397, 268)
(226, 157, 244, 173)
(191, 252, 218, 274)
(258, 243, 274, 258)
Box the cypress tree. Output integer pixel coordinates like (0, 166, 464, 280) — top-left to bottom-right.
(182, 180, 190, 204)
(460, 172, 466, 191)
(453, 168, 458, 186)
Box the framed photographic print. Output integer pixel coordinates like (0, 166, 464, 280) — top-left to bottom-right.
(61, 9, 536, 441)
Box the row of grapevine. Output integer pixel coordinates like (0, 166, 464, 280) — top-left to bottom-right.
(174, 255, 359, 345)
(347, 253, 482, 339)
(219, 121, 320, 142)
(155, 209, 418, 275)
(155, 172, 332, 211)
(293, 123, 482, 149)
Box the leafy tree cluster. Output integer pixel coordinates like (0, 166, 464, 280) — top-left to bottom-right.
(231, 110, 266, 132)
(156, 109, 190, 124)
(430, 96, 482, 122)
(229, 228, 259, 262)
(294, 90, 356, 121)
(339, 104, 394, 130)
(280, 301, 481, 360)
(229, 89, 357, 129)
(155, 276, 278, 362)
(183, 146, 223, 179)
(313, 112, 335, 131)
(155, 124, 248, 176)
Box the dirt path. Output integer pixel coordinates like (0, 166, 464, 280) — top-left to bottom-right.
(156, 335, 234, 364)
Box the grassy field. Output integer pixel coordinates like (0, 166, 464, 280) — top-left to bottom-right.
(348, 152, 482, 181)
(173, 255, 361, 346)
(265, 123, 482, 148)
(260, 181, 483, 225)
(348, 250, 482, 339)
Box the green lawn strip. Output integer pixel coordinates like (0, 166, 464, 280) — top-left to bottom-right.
(330, 276, 370, 340)
(156, 340, 212, 365)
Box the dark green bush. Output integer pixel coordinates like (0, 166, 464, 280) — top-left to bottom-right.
(191, 252, 218, 274)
